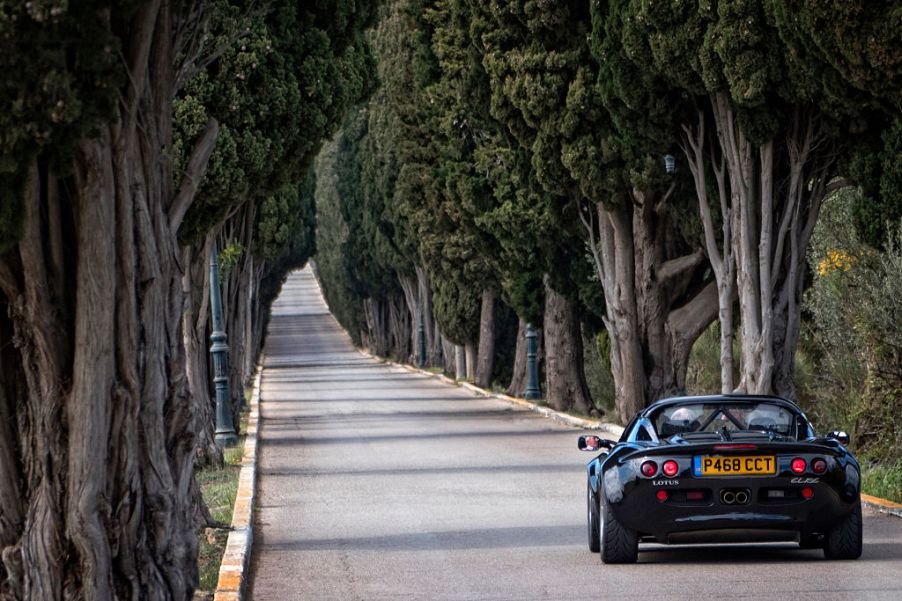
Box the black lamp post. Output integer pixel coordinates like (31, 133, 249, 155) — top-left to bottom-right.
(210, 240, 238, 448)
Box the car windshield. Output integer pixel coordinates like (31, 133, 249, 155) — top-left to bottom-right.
(651, 402, 798, 439)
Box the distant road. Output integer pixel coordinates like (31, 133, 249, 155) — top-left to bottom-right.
(249, 267, 902, 600)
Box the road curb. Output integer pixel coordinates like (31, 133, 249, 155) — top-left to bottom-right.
(359, 350, 624, 439)
(862, 493, 902, 519)
(213, 363, 262, 601)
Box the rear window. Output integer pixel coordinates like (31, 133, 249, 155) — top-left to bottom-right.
(651, 402, 797, 438)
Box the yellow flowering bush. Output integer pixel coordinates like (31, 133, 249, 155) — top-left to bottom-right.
(817, 249, 854, 276)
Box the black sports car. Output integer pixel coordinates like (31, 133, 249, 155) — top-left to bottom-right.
(579, 394, 863, 563)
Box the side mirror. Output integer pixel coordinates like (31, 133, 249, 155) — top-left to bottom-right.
(578, 435, 614, 452)
(828, 430, 850, 445)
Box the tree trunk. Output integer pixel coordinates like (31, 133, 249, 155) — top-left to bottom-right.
(0, 314, 23, 558)
(416, 266, 442, 366)
(475, 290, 497, 387)
(182, 238, 222, 468)
(507, 318, 528, 396)
(709, 95, 832, 397)
(455, 345, 466, 380)
(543, 276, 592, 413)
(387, 292, 411, 361)
(0, 16, 220, 591)
(363, 297, 389, 357)
(440, 333, 456, 375)
(465, 342, 476, 380)
(220, 201, 257, 424)
(582, 193, 717, 421)
(681, 110, 737, 393)
(398, 274, 420, 365)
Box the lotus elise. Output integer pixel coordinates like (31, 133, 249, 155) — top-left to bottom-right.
(579, 395, 862, 563)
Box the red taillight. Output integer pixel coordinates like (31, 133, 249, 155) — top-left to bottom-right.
(811, 458, 827, 474)
(641, 461, 658, 477)
(686, 491, 705, 501)
(801, 487, 814, 499)
(791, 458, 807, 474)
(662, 460, 679, 477)
(655, 490, 669, 502)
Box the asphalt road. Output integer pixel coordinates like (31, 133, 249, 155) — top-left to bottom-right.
(249, 267, 902, 601)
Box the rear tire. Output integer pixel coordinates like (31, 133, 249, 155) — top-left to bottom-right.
(599, 485, 638, 564)
(823, 500, 863, 560)
(587, 483, 600, 552)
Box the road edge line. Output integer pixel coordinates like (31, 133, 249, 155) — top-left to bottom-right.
(213, 362, 263, 601)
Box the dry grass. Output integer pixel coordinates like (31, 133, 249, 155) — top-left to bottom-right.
(195, 405, 250, 594)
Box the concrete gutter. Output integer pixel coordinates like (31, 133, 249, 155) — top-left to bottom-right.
(213, 364, 262, 601)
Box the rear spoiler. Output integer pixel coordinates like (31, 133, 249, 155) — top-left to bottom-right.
(621, 440, 843, 461)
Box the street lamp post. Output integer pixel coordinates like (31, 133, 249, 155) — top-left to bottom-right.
(524, 324, 541, 400)
(210, 240, 238, 448)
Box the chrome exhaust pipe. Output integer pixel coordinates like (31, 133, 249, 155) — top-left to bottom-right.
(735, 490, 749, 504)
(721, 491, 736, 505)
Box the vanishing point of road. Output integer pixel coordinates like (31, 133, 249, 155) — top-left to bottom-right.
(248, 267, 902, 601)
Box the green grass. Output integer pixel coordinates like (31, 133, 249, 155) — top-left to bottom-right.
(195, 407, 250, 594)
(862, 462, 902, 504)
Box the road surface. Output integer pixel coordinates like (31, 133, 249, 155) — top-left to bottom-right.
(249, 267, 902, 600)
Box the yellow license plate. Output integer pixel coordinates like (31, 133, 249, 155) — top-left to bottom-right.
(693, 455, 776, 476)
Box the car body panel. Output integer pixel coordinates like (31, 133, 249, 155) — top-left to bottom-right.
(584, 395, 861, 546)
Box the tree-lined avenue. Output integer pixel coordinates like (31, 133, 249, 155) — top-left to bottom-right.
(249, 267, 902, 601)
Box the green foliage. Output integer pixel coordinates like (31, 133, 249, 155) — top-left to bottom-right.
(257, 174, 318, 313)
(0, 0, 126, 249)
(849, 117, 902, 248)
(583, 329, 615, 416)
(219, 242, 245, 272)
(255, 180, 316, 264)
(862, 463, 902, 504)
(313, 133, 365, 344)
(802, 190, 902, 463)
(176, 0, 377, 246)
(467, 0, 602, 318)
(770, 1, 901, 107)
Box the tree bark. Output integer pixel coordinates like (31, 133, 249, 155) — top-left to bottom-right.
(221, 201, 257, 424)
(465, 342, 476, 380)
(0, 5, 222, 597)
(363, 298, 390, 357)
(682, 110, 737, 393)
(1, 103, 212, 601)
(440, 334, 456, 375)
(182, 238, 222, 468)
(455, 345, 466, 380)
(387, 292, 411, 361)
(398, 274, 420, 365)
(709, 95, 832, 397)
(507, 318, 528, 396)
(416, 266, 442, 366)
(582, 190, 717, 421)
(543, 276, 592, 413)
(475, 290, 497, 387)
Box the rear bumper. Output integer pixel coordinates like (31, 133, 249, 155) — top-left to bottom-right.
(607, 477, 857, 544)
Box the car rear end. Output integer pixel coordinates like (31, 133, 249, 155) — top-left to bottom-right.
(603, 441, 860, 545)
